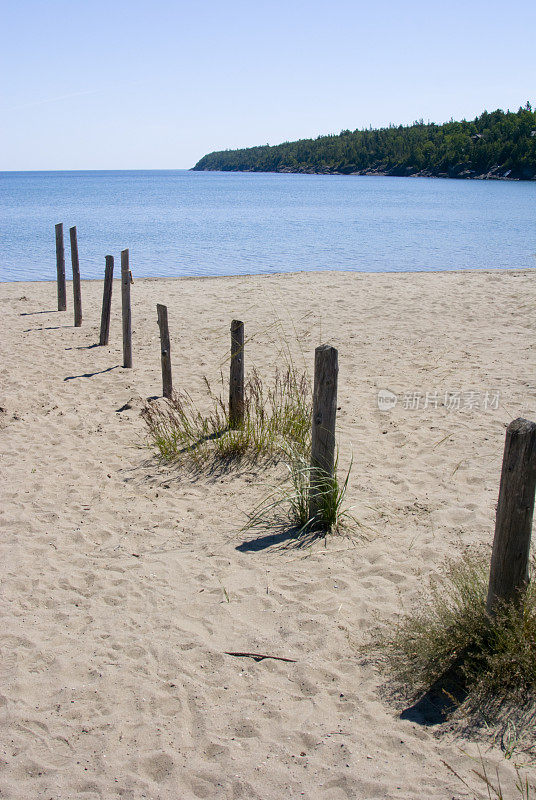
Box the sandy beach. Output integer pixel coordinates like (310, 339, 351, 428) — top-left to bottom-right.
(1, 269, 535, 799)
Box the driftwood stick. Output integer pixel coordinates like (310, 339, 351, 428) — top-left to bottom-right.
(69, 226, 82, 327)
(229, 319, 244, 429)
(157, 304, 172, 398)
(486, 417, 536, 614)
(224, 651, 297, 663)
(309, 344, 339, 526)
(99, 255, 114, 346)
(121, 249, 132, 368)
(55, 223, 66, 311)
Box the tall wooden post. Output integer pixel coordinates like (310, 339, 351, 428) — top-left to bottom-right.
(486, 418, 536, 614)
(55, 223, 66, 311)
(157, 304, 172, 398)
(309, 344, 338, 526)
(121, 249, 132, 368)
(99, 255, 114, 346)
(229, 320, 244, 429)
(69, 226, 82, 327)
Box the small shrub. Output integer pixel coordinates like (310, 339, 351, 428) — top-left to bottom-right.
(376, 554, 536, 723)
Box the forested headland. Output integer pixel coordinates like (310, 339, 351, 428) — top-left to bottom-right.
(193, 104, 536, 180)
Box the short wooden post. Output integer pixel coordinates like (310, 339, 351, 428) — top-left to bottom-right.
(99, 255, 114, 346)
(55, 223, 66, 311)
(486, 418, 536, 614)
(121, 249, 132, 368)
(69, 226, 82, 327)
(157, 304, 172, 398)
(309, 344, 338, 526)
(229, 320, 244, 428)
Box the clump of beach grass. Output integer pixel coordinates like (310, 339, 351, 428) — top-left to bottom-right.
(142, 366, 312, 468)
(143, 315, 356, 540)
(375, 553, 536, 729)
(243, 446, 355, 541)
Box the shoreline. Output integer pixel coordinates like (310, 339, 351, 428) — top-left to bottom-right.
(2, 265, 535, 285)
(193, 166, 536, 181)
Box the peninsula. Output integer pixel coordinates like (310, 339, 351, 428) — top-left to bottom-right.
(193, 104, 536, 180)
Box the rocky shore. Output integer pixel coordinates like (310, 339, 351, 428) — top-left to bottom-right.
(197, 163, 536, 180)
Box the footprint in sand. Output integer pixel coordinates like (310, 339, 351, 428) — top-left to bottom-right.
(140, 751, 175, 783)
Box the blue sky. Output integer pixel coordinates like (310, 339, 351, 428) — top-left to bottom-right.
(1, 0, 535, 170)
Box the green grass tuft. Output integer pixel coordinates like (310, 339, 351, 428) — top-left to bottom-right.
(376, 553, 536, 726)
(142, 366, 312, 469)
(244, 447, 355, 540)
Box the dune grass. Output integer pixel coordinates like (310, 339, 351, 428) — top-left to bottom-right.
(143, 365, 353, 537)
(142, 366, 312, 468)
(444, 754, 536, 800)
(243, 447, 355, 539)
(376, 553, 536, 727)
(143, 315, 355, 538)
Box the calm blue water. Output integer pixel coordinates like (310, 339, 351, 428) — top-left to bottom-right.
(1, 169, 535, 281)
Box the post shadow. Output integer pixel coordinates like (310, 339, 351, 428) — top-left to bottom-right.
(64, 365, 120, 381)
(399, 658, 468, 725)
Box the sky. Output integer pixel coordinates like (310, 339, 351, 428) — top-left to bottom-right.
(1, 0, 535, 170)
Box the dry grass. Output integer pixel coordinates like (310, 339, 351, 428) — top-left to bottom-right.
(444, 755, 536, 800)
(375, 554, 536, 729)
(143, 318, 355, 538)
(142, 366, 312, 468)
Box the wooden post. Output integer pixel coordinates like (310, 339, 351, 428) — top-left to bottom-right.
(229, 320, 244, 429)
(486, 418, 536, 614)
(309, 344, 338, 526)
(99, 255, 114, 346)
(121, 249, 132, 368)
(157, 304, 172, 398)
(55, 223, 66, 311)
(69, 226, 82, 327)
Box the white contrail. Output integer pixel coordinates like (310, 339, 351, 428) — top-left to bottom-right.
(5, 82, 142, 112)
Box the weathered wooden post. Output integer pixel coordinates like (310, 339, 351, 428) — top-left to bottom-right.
(55, 223, 66, 311)
(157, 304, 172, 398)
(69, 226, 82, 327)
(486, 417, 536, 614)
(99, 256, 114, 346)
(121, 249, 132, 368)
(229, 320, 244, 429)
(309, 344, 338, 527)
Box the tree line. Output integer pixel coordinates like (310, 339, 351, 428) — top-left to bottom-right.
(193, 104, 536, 180)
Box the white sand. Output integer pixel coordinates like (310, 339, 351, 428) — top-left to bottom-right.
(1, 270, 535, 799)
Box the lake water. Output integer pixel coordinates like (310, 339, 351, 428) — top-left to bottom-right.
(1, 169, 535, 281)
